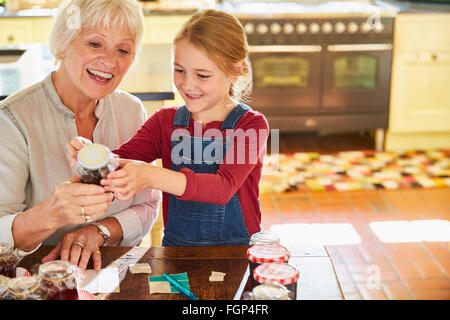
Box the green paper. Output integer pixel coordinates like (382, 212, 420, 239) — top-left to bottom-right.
(149, 272, 189, 293)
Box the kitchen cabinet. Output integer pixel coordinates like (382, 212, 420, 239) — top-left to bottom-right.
(143, 15, 190, 44)
(386, 13, 450, 151)
(0, 18, 34, 44)
(0, 15, 190, 45)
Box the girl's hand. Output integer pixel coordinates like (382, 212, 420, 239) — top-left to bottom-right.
(42, 225, 104, 270)
(66, 136, 92, 170)
(101, 159, 149, 201)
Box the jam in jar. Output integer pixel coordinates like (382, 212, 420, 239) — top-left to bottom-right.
(3, 276, 57, 300)
(253, 262, 299, 299)
(0, 242, 19, 278)
(38, 260, 79, 300)
(77, 143, 119, 185)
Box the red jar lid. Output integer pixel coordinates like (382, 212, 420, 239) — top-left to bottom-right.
(253, 263, 299, 286)
(247, 244, 290, 264)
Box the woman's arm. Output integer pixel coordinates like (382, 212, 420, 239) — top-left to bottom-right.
(0, 113, 113, 253)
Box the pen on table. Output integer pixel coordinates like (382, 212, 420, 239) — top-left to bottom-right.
(162, 273, 199, 300)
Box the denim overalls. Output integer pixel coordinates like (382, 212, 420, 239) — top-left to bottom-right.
(162, 104, 252, 246)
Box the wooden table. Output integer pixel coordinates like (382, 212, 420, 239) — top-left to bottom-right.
(18, 245, 344, 300)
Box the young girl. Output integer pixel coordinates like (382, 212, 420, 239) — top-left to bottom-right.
(69, 9, 269, 246)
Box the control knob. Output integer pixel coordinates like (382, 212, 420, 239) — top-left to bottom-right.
(256, 23, 269, 35)
(270, 23, 282, 34)
(347, 22, 358, 33)
(361, 22, 372, 33)
(334, 22, 346, 34)
(374, 22, 384, 33)
(283, 22, 294, 34)
(309, 22, 320, 34)
(296, 23, 307, 34)
(322, 22, 333, 34)
(244, 22, 255, 35)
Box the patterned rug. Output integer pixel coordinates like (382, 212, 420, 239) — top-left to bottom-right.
(260, 149, 450, 194)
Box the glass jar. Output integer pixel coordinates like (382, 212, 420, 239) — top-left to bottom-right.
(38, 261, 79, 300)
(249, 284, 294, 300)
(0, 275, 11, 299)
(0, 242, 19, 278)
(249, 230, 280, 245)
(253, 263, 299, 300)
(77, 143, 119, 185)
(2, 276, 57, 300)
(246, 244, 290, 287)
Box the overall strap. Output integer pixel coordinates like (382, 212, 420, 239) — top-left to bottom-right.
(221, 104, 251, 130)
(172, 105, 190, 127)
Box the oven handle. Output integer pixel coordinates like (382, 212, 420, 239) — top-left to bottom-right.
(249, 45, 322, 53)
(326, 44, 393, 52)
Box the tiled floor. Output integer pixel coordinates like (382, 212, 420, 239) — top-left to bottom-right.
(261, 132, 450, 300)
(142, 131, 450, 300)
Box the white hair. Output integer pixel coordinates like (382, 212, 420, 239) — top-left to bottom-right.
(49, 0, 144, 64)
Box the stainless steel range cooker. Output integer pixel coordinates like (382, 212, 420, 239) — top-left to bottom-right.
(221, 0, 399, 150)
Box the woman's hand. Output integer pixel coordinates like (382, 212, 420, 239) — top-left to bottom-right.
(66, 136, 92, 170)
(42, 225, 104, 270)
(101, 159, 150, 201)
(48, 175, 114, 227)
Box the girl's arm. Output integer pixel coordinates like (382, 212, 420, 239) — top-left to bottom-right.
(102, 114, 269, 203)
(102, 159, 187, 200)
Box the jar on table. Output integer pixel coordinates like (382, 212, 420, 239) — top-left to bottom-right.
(0, 242, 19, 278)
(38, 260, 79, 300)
(77, 143, 119, 185)
(246, 244, 290, 286)
(253, 262, 299, 300)
(249, 230, 280, 245)
(0, 275, 11, 299)
(2, 276, 57, 300)
(246, 283, 295, 300)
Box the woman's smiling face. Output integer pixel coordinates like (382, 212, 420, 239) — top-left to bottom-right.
(58, 24, 135, 101)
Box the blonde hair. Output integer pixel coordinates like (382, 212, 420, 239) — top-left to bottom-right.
(49, 0, 144, 64)
(174, 9, 252, 104)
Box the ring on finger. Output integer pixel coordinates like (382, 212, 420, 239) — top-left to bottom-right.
(94, 250, 101, 255)
(72, 241, 85, 249)
(81, 206, 93, 223)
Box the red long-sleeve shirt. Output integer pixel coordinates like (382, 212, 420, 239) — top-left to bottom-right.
(113, 106, 269, 235)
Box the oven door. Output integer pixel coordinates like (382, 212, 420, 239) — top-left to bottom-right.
(249, 45, 321, 113)
(322, 43, 393, 111)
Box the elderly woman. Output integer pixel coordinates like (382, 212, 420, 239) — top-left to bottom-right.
(0, 0, 161, 270)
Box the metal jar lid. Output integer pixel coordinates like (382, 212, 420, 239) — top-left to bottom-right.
(253, 263, 299, 286)
(250, 230, 280, 245)
(0, 242, 13, 257)
(247, 244, 290, 264)
(78, 144, 111, 170)
(252, 284, 291, 300)
(7, 276, 40, 296)
(38, 260, 77, 282)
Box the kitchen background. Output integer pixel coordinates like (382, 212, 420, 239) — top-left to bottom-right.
(0, 0, 449, 300)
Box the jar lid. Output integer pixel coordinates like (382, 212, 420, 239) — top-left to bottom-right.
(250, 230, 280, 245)
(78, 144, 111, 169)
(253, 263, 299, 286)
(247, 244, 290, 264)
(7, 276, 39, 296)
(0, 242, 13, 257)
(39, 260, 76, 282)
(252, 284, 290, 300)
